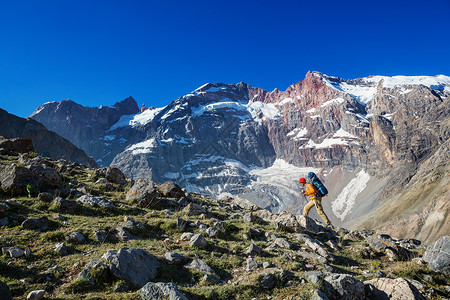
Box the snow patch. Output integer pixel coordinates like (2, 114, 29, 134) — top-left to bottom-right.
(321, 97, 345, 107)
(332, 170, 370, 220)
(109, 107, 165, 130)
(126, 138, 157, 155)
(287, 128, 308, 140)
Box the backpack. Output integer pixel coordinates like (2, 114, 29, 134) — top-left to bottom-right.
(308, 172, 328, 197)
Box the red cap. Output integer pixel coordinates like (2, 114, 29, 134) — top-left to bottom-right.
(299, 178, 306, 184)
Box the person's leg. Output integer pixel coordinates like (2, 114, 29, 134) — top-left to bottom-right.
(303, 200, 315, 217)
(313, 198, 332, 226)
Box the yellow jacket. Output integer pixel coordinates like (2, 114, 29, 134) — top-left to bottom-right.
(303, 183, 320, 201)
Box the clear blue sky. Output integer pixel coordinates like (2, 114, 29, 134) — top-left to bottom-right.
(1, 0, 449, 118)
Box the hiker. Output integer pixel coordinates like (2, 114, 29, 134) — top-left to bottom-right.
(299, 177, 333, 228)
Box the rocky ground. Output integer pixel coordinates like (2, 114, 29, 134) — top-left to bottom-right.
(0, 138, 449, 300)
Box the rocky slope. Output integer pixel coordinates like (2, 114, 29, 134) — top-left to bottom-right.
(0, 147, 449, 299)
(28, 72, 450, 243)
(0, 108, 97, 168)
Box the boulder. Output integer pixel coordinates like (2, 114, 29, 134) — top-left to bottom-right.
(139, 282, 188, 300)
(27, 163, 62, 190)
(53, 243, 69, 256)
(180, 232, 194, 241)
(311, 289, 329, 300)
(183, 202, 206, 216)
(297, 215, 324, 233)
(158, 181, 185, 199)
(26, 290, 45, 300)
(165, 252, 189, 265)
(52, 197, 77, 213)
(0, 137, 34, 154)
(102, 247, 160, 288)
(93, 231, 107, 243)
(324, 273, 365, 300)
(2, 246, 25, 258)
(246, 257, 259, 271)
(38, 192, 53, 202)
(126, 179, 159, 208)
(296, 234, 334, 261)
(273, 237, 292, 249)
(21, 217, 49, 231)
(260, 272, 275, 289)
(274, 211, 302, 233)
(76, 195, 115, 209)
(112, 227, 138, 241)
(0, 217, 8, 226)
(190, 233, 208, 248)
(423, 235, 450, 274)
(206, 227, 219, 238)
(0, 164, 40, 195)
(246, 243, 264, 256)
(184, 259, 216, 275)
(65, 232, 85, 244)
(0, 280, 11, 300)
(94, 167, 127, 185)
(364, 277, 426, 300)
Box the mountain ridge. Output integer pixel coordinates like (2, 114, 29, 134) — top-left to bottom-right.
(28, 71, 450, 243)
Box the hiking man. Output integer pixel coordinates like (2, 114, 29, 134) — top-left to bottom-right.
(299, 177, 333, 228)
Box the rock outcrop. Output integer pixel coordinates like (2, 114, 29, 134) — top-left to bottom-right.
(0, 109, 97, 167)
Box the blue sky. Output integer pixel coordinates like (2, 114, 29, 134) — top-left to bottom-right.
(1, 0, 449, 118)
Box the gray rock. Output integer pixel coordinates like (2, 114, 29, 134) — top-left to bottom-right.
(121, 216, 144, 232)
(296, 234, 334, 262)
(26, 290, 45, 300)
(201, 274, 221, 285)
(274, 237, 292, 249)
(158, 181, 185, 199)
(95, 167, 127, 185)
(324, 273, 365, 300)
(206, 226, 219, 238)
(243, 212, 256, 223)
(246, 243, 264, 256)
(177, 218, 188, 231)
(165, 252, 189, 265)
(139, 282, 188, 300)
(38, 192, 53, 202)
(213, 219, 226, 231)
(102, 247, 160, 288)
(190, 233, 207, 248)
(0, 280, 12, 300)
(77, 257, 109, 283)
(246, 257, 259, 271)
(274, 211, 302, 233)
(183, 202, 206, 216)
(95, 178, 109, 184)
(260, 272, 275, 289)
(93, 230, 107, 243)
(2, 246, 25, 258)
(364, 277, 426, 300)
(52, 197, 77, 213)
(423, 235, 450, 274)
(113, 227, 138, 241)
(184, 259, 216, 275)
(53, 243, 68, 256)
(65, 232, 85, 244)
(0, 217, 8, 226)
(311, 289, 329, 300)
(77, 195, 115, 208)
(126, 179, 159, 208)
(180, 232, 194, 241)
(297, 215, 324, 233)
(21, 216, 49, 231)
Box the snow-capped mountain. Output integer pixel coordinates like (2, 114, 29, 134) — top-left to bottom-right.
(29, 72, 450, 242)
